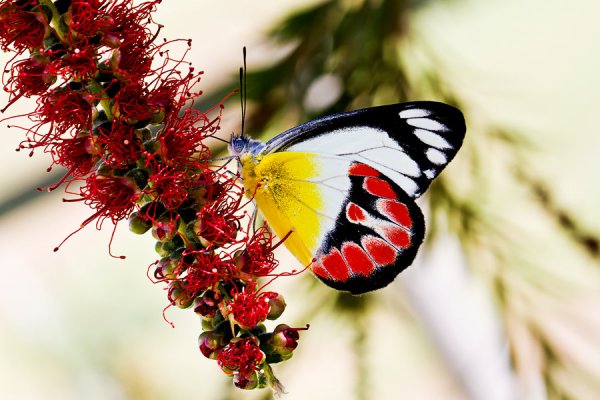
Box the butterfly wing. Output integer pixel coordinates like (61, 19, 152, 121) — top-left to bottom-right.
(261, 101, 466, 198)
(309, 160, 426, 294)
(243, 152, 425, 294)
(242, 101, 465, 294)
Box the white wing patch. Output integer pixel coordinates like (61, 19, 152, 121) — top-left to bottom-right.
(399, 108, 431, 119)
(286, 126, 422, 197)
(424, 168, 435, 179)
(286, 126, 392, 155)
(356, 147, 421, 178)
(426, 148, 447, 165)
(413, 128, 451, 149)
(406, 117, 447, 131)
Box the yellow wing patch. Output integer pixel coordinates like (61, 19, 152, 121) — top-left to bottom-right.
(240, 151, 323, 264)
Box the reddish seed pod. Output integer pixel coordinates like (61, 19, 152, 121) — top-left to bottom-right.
(151, 213, 180, 242)
(233, 371, 261, 390)
(266, 294, 286, 320)
(193, 290, 220, 319)
(154, 256, 180, 281)
(198, 331, 226, 359)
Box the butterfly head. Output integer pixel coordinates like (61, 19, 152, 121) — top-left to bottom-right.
(229, 134, 265, 157)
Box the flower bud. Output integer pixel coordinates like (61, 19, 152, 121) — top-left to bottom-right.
(154, 235, 183, 257)
(154, 256, 180, 280)
(272, 324, 300, 351)
(266, 294, 286, 320)
(217, 336, 265, 377)
(261, 324, 307, 364)
(152, 213, 179, 242)
(128, 211, 151, 234)
(233, 371, 263, 390)
(149, 109, 166, 124)
(168, 280, 194, 309)
(194, 290, 219, 319)
(198, 331, 226, 359)
(125, 168, 149, 190)
(184, 220, 201, 243)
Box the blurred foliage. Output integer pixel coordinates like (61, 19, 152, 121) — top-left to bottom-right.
(210, 0, 600, 399)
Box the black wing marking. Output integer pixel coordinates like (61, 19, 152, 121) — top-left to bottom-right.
(261, 101, 466, 198)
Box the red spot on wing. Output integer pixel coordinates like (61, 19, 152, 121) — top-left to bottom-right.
(341, 242, 376, 276)
(362, 235, 397, 266)
(382, 225, 411, 248)
(348, 163, 380, 177)
(377, 199, 412, 228)
(311, 261, 330, 279)
(363, 177, 397, 199)
(320, 248, 350, 282)
(346, 202, 367, 223)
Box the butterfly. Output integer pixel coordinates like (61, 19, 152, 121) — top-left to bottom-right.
(230, 101, 466, 294)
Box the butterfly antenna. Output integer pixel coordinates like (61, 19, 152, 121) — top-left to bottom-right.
(239, 46, 248, 137)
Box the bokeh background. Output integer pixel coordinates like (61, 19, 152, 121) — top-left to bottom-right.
(1, 0, 599, 399)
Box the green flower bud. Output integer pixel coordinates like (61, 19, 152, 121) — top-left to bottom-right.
(128, 211, 151, 234)
(125, 168, 149, 190)
(149, 109, 166, 124)
(184, 220, 201, 243)
(168, 281, 194, 309)
(266, 294, 286, 320)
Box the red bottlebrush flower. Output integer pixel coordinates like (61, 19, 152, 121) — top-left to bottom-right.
(147, 78, 183, 119)
(183, 251, 236, 296)
(37, 86, 94, 136)
(4, 57, 56, 99)
(195, 188, 244, 246)
(195, 206, 240, 246)
(68, 0, 112, 39)
(110, 41, 153, 81)
(145, 165, 192, 210)
(80, 173, 140, 225)
(52, 46, 99, 81)
(114, 82, 153, 123)
(104, 1, 162, 80)
(228, 285, 278, 329)
(238, 226, 279, 276)
(156, 109, 212, 168)
(52, 134, 99, 177)
(217, 337, 265, 377)
(0, 1, 47, 52)
(95, 122, 142, 168)
(1, 0, 303, 390)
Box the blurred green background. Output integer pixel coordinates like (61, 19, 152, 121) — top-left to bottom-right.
(1, 0, 599, 399)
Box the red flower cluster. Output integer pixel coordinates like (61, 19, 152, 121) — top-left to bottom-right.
(0, 0, 306, 391)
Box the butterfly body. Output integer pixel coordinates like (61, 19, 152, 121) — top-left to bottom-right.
(231, 102, 465, 294)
